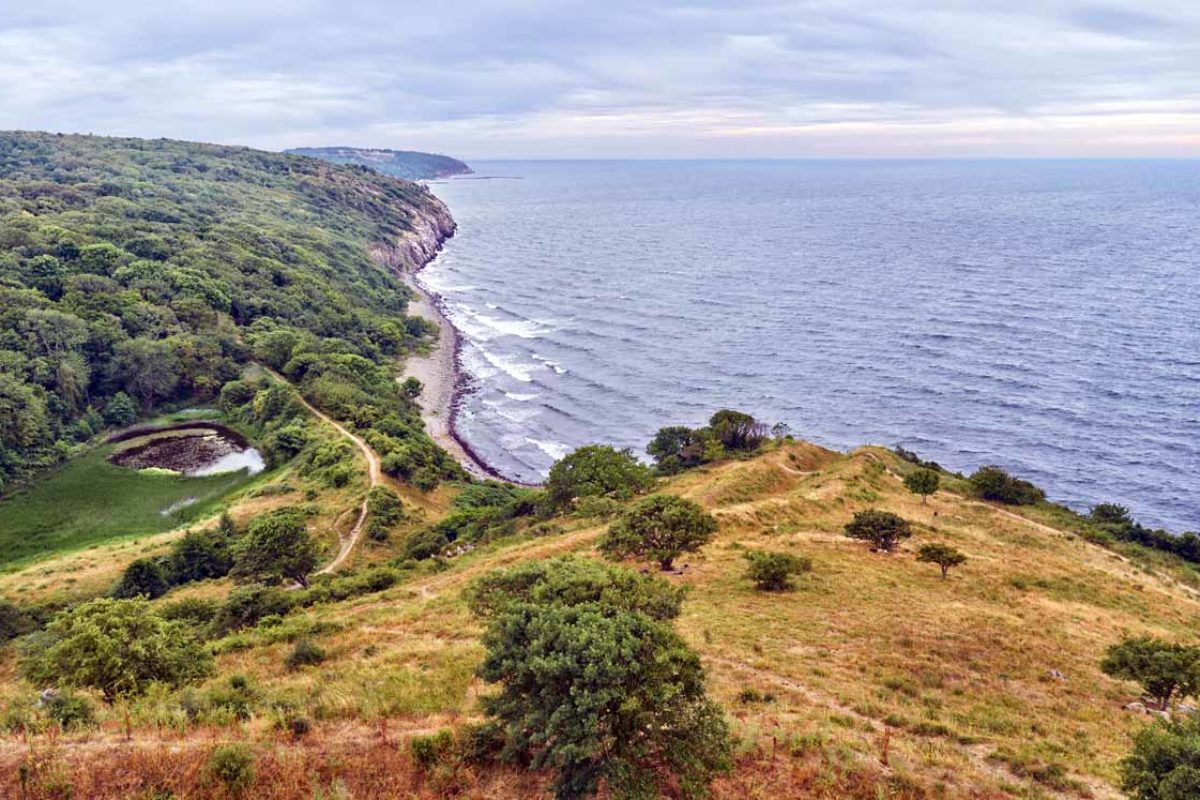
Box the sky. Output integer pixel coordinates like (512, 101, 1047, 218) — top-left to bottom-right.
(1, 1, 1198, 159)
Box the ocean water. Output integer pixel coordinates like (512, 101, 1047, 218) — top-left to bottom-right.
(424, 160, 1200, 532)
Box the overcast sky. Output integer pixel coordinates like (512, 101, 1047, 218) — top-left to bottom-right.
(1, 1, 1197, 158)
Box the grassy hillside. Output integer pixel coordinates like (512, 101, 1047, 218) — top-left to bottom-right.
(2, 439, 1194, 799)
(285, 147, 472, 180)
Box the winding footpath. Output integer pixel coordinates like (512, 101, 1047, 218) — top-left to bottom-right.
(261, 367, 379, 575)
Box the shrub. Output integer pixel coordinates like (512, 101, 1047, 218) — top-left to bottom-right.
(473, 558, 732, 799)
(1121, 713, 1200, 800)
(969, 466, 1045, 505)
(287, 715, 311, 737)
(546, 444, 655, 509)
(231, 508, 320, 588)
(103, 391, 138, 426)
(709, 409, 768, 451)
(43, 690, 94, 730)
(411, 729, 456, 770)
(467, 557, 685, 622)
(206, 744, 255, 795)
(903, 468, 940, 503)
(22, 598, 213, 702)
(572, 495, 623, 520)
(167, 528, 234, 584)
(284, 639, 326, 671)
(743, 550, 812, 591)
(403, 528, 448, 561)
(599, 493, 718, 570)
(916, 543, 967, 579)
(1101, 636, 1200, 710)
(844, 510, 912, 552)
(0, 600, 43, 643)
(1092, 503, 1133, 526)
(111, 558, 171, 599)
(210, 586, 296, 636)
(160, 596, 220, 626)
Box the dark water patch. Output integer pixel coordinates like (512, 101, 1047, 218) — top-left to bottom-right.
(108, 423, 264, 477)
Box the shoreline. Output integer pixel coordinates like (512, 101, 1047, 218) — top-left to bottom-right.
(400, 256, 523, 484)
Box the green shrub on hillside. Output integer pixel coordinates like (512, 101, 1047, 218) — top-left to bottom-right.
(743, 550, 812, 591)
(546, 445, 655, 509)
(599, 493, 718, 571)
(1121, 713, 1200, 800)
(969, 466, 1045, 505)
(471, 557, 731, 799)
(231, 508, 320, 588)
(844, 509, 913, 553)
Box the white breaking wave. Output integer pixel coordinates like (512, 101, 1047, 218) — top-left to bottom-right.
(524, 437, 571, 462)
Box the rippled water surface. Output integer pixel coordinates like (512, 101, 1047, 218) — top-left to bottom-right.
(425, 160, 1200, 531)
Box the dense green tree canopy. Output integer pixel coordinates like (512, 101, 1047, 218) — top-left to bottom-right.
(743, 549, 812, 591)
(0, 131, 455, 494)
(546, 445, 654, 509)
(599, 493, 718, 570)
(21, 598, 213, 701)
(231, 508, 321, 588)
(1121, 714, 1200, 800)
(903, 468, 940, 503)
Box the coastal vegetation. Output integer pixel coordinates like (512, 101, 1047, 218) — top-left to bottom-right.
(284, 147, 472, 180)
(4, 133, 1200, 799)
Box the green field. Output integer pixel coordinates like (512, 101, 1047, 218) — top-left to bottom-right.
(0, 446, 257, 570)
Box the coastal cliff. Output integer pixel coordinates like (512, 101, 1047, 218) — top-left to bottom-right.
(370, 190, 457, 274)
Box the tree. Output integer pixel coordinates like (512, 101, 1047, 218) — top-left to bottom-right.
(168, 529, 234, 583)
(467, 556, 685, 622)
(111, 558, 171, 599)
(903, 468, 940, 504)
(21, 598, 213, 702)
(771, 422, 791, 441)
(646, 426, 707, 474)
(969, 466, 1044, 505)
(102, 391, 138, 427)
(231, 508, 320, 588)
(708, 409, 768, 451)
(1121, 713, 1200, 800)
(472, 559, 731, 799)
(916, 543, 966, 579)
(546, 445, 654, 509)
(1101, 636, 1200, 711)
(600, 494, 718, 570)
(844, 509, 912, 552)
(743, 550, 811, 591)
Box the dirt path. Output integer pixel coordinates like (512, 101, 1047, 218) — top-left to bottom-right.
(262, 368, 378, 575)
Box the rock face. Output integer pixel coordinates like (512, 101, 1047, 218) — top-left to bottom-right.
(370, 192, 456, 274)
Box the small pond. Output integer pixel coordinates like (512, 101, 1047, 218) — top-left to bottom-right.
(107, 423, 265, 477)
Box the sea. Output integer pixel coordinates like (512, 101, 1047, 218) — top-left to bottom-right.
(422, 160, 1200, 533)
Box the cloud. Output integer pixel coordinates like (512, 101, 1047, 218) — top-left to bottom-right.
(0, 0, 1197, 157)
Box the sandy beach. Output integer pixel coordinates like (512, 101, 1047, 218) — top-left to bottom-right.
(399, 270, 496, 481)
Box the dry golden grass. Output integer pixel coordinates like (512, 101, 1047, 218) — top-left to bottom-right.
(4, 440, 1195, 798)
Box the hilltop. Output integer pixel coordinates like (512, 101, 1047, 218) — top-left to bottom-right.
(2, 431, 1197, 799)
(285, 146, 473, 180)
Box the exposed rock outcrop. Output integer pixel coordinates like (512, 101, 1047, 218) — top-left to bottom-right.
(370, 191, 456, 273)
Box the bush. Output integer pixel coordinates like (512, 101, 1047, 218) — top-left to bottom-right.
(1121, 713, 1200, 800)
(546, 444, 655, 509)
(43, 690, 94, 730)
(210, 586, 296, 636)
(160, 597, 220, 626)
(231, 508, 320, 588)
(411, 729, 456, 770)
(599, 493, 718, 570)
(167, 528, 234, 584)
(709, 409, 768, 451)
(969, 466, 1044, 505)
(103, 392, 138, 426)
(22, 598, 213, 701)
(111, 558, 171, 599)
(844, 510, 913, 552)
(743, 550, 812, 591)
(403, 528, 448, 561)
(572, 495, 624, 520)
(286, 715, 312, 737)
(473, 558, 732, 799)
(206, 744, 255, 795)
(0, 600, 43, 643)
(284, 639, 326, 671)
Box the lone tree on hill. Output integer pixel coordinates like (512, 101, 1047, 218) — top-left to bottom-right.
(470, 557, 731, 800)
(1121, 713, 1200, 800)
(232, 508, 320, 588)
(546, 444, 655, 509)
(916, 543, 967, 579)
(844, 510, 912, 553)
(600, 494, 718, 570)
(743, 550, 812, 591)
(903, 468, 940, 504)
(1101, 636, 1200, 711)
(21, 598, 213, 702)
